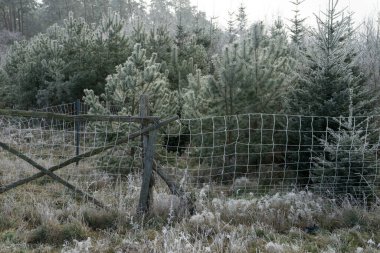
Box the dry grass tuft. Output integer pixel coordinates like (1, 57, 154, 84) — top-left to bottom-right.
(82, 208, 119, 230)
(26, 222, 87, 246)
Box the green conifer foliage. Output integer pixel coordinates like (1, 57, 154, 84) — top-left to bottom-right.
(285, 0, 377, 187)
(289, 0, 306, 48)
(182, 69, 211, 118)
(179, 22, 292, 184)
(312, 93, 379, 202)
(146, 26, 173, 64)
(204, 22, 291, 116)
(2, 10, 130, 109)
(84, 43, 177, 117)
(236, 3, 248, 37)
(83, 43, 178, 174)
(0, 69, 10, 108)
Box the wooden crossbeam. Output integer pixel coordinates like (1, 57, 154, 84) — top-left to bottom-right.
(0, 109, 159, 123)
(0, 142, 107, 209)
(0, 115, 178, 195)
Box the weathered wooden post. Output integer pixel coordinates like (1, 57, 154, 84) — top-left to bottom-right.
(75, 99, 81, 166)
(137, 94, 157, 215)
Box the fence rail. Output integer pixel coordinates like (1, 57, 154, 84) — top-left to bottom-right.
(37, 100, 123, 115)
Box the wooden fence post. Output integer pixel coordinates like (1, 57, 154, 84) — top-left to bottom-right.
(75, 99, 80, 165)
(137, 94, 157, 215)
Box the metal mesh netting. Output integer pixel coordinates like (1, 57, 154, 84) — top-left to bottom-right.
(158, 113, 380, 199)
(0, 112, 379, 203)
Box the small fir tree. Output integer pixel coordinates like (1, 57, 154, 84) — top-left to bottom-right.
(312, 91, 379, 202)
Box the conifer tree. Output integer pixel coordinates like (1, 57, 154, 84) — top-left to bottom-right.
(2, 10, 130, 109)
(242, 21, 291, 114)
(0, 69, 10, 108)
(286, 0, 377, 187)
(182, 69, 211, 118)
(84, 43, 177, 117)
(312, 91, 379, 202)
(83, 43, 177, 174)
(149, 0, 175, 29)
(183, 21, 291, 117)
(227, 11, 237, 43)
(287, 0, 371, 117)
(357, 17, 380, 89)
(289, 0, 306, 48)
(146, 26, 173, 64)
(179, 23, 292, 181)
(193, 12, 212, 50)
(236, 3, 248, 37)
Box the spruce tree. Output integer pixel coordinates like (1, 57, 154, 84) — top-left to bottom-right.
(312, 91, 379, 202)
(236, 3, 248, 37)
(289, 0, 307, 48)
(227, 11, 237, 43)
(286, 0, 377, 187)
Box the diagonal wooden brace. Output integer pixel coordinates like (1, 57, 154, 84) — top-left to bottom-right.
(0, 115, 178, 195)
(0, 141, 107, 209)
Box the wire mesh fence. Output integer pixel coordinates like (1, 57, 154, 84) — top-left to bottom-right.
(158, 113, 380, 201)
(0, 112, 147, 208)
(1, 107, 379, 204)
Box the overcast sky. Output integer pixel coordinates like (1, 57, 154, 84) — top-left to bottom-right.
(190, 0, 379, 28)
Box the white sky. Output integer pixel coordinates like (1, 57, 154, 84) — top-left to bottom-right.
(190, 0, 380, 28)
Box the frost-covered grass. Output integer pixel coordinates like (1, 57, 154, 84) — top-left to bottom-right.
(1, 152, 380, 252)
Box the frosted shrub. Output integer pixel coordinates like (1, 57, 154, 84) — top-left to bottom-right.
(189, 211, 217, 227)
(210, 191, 324, 231)
(265, 242, 285, 253)
(62, 237, 92, 253)
(230, 177, 256, 194)
(152, 193, 181, 219)
(256, 191, 323, 231)
(155, 226, 209, 253)
(188, 211, 220, 234)
(211, 198, 256, 223)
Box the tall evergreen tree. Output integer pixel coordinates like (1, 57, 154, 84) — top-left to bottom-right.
(148, 0, 174, 30)
(0, 0, 38, 35)
(285, 0, 377, 187)
(357, 17, 380, 89)
(288, 0, 306, 48)
(183, 21, 291, 117)
(227, 11, 236, 43)
(236, 3, 247, 37)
